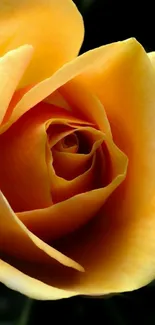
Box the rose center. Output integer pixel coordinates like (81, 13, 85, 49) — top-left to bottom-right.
(54, 131, 91, 155)
(61, 133, 79, 153)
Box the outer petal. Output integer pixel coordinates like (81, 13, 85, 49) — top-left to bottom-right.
(0, 0, 84, 87)
(0, 189, 84, 302)
(0, 50, 115, 134)
(0, 259, 76, 300)
(148, 52, 155, 69)
(0, 45, 33, 124)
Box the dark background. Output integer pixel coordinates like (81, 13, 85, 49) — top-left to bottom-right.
(1, 1, 155, 324)
(78, 0, 155, 53)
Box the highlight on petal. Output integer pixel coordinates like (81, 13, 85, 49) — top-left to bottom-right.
(0, 0, 84, 87)
(148, 51, 155, 69)
(0, 45, 33, 124)
(0, 259, 76, 300)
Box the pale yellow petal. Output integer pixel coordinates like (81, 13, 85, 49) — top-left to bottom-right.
(0, 45, 33, 124)
(0, 42, 120, 135)
(0, 259, 76, 300)
(0, 0, 84, 87)
(148, 51, 155, 69)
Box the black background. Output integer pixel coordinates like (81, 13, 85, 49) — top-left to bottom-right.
(78, 0, 155, 53)
(1, 1, 155, 324)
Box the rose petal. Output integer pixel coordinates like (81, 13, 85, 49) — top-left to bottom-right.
(61, 80, 112, 135)
(55, 133, 79, 153)
(0, 100, 93, 211)
(0, 191, 83, 275)
(148, 52, 155, 68)
(52, 149, 91, 180)
(18, 137, 127, 241)
(0, 45, 33, 124)
(0, 42, 121, 135)
(18, 39, 155, 296)
(47, 124, 75, 147)
(51, 152, 96, 203)
(45, 90, 72, 111)
(79, 39, 155, 213)
(51, 39, 155, 294)
(2, 85, 34, 124)
(0, 259, 76, 300)
(2, 38, 151, 297)
(0, 105, 53, 211)
(0, 0, 84, 87)
(51, 127, 105, 181)
(48, 127, 107, 202)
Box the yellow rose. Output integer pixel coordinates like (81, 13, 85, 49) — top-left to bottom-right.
(0, 0, 155, 300)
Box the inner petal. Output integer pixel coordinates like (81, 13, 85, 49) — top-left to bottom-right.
(46, 127, 109, 203)
(51, 153, 97, 203)
(0, 100, 93, 212)
(49, 125, 106, 182)
(52, 149, 92, 181)
(18, 136, 127, 243)
(55, 133, 79, 153)
(52, 136, 105, 181)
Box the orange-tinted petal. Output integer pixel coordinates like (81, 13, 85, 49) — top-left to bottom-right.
(51, 153, 96, 203)
(0, 105, 53, 212)
(51, 126, 105, 180)
(48, 126, 107, 202)
(47, 124, 75, 147)
(0, 100, 94, 212)
(0, 0, 84, 87)
(52, 149, 91, 180)
(18, 136, 127, 241)
(45, 90, 72, 111)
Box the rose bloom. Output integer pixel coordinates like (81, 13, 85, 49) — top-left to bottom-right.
(0, 0, 155, 300)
